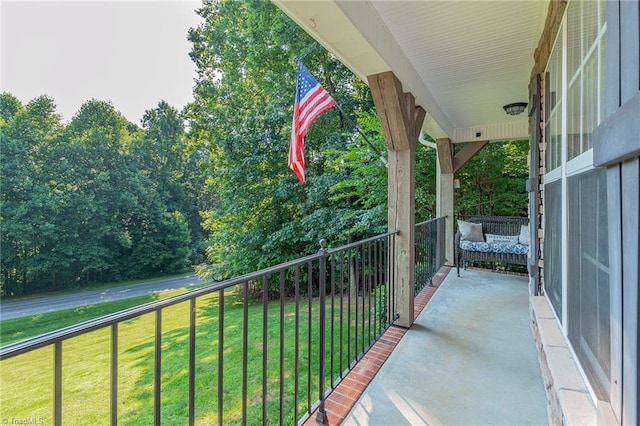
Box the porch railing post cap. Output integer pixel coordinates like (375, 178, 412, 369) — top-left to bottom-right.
(318, 239, 328, 251)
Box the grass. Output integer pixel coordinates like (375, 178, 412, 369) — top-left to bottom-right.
(0, 272, 196, 302)
(0, 284, 385, 425)
(0, 295, 161, 346)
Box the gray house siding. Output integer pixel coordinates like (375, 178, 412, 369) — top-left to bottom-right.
(593, 1, 640, 424)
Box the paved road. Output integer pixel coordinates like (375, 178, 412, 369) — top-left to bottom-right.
(0, 275, 204, 321)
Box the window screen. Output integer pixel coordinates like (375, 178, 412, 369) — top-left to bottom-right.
(544, 179, 563, 320)
(567, 167, 610, 400)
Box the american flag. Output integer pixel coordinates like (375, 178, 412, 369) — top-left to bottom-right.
(288, 62, 336, 184)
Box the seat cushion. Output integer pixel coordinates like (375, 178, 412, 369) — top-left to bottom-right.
(460, 240, 529, 255)
(485, 234, 519, 244)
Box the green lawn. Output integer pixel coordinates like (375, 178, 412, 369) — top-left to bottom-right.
(0, 272, 196, 302)
(0, 294, 163, 346)
(0, 286, 382, 425)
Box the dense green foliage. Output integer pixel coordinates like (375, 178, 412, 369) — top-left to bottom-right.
(187, 0, 434, 284)
(187, 0, 526, 284)
(188, 0, 383, 281)
(1, 0, 528, 297)
(0, 94, 214, 296)
(454, 140, 529, 218)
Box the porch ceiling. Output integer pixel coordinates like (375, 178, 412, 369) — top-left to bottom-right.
(274, 0, 548, 142)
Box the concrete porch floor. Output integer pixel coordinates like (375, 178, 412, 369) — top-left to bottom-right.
(341, 268, 549, 425)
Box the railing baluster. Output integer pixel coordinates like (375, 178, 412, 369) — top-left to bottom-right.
(347, 248, 352, 366)
(353, 247, 359, 359)
(390, 233, 397, 322)
(380, 239, 386, 326)
(111, 324, 118, 426)
(427, 224, 431, 281)
(360, 243, 365, 356)
(423, 221, 427, 281)
(420, 225, 424, 290)
(189, 298, 196, 426)
(373, 241, 379, 336)
(423, 222, 428, 284)
(242, 281, 249, 426)
(316, 240, 328, 424)
(218, 289, 224, 425)
(262, 275, 268, 424)
(386, 235, 390, 324)
(154, 310, 162, 426)
(279, 270, 285, 426)
(416, 226, 420, 290)
(364, 242, 368, 346)
(339, 250, 345, 376)
(430, 221, 436, 284)
(294, 266, 300, 423)
(384, 236, 394, 324)
(368, 241, 372, 345)
(306, 260, 312, 413)
(54, 341, 62, 426)
(329, 251, 336, 385)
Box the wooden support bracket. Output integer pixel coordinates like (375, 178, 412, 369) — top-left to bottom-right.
(368, 71, 425, 152)
(453, 140, 489, 173)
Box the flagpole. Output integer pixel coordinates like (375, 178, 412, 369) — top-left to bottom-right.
(331, 102, 388, 166)
(289, 61, 387, 185)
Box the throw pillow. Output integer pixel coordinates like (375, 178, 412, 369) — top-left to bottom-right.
(458, 220, 484, 242)
(485, 234, 519, 244)
(518, 224, 530, 246)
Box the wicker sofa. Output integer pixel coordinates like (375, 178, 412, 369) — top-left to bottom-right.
(455, 215, 529, 276)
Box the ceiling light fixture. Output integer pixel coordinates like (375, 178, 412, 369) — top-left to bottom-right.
(503, 102, 528, 116)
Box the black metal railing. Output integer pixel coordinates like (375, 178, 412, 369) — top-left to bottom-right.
(0, 232, 399, 425)
(415, 217, 447, 295)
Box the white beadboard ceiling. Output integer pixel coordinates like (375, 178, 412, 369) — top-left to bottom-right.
(274, 0, 549, 142)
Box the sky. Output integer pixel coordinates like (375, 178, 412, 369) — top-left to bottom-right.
(1, 0, 202, 124)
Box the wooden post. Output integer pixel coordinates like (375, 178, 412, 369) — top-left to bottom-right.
(388, 148, 415, 327)
(436, 138, 455, 266)
(368, 71, 425, 328)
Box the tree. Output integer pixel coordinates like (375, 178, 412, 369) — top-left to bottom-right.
(43, 100, 141, 284)
(0, 92, 24, 124)
(136, 101, 215, 266)
(138, 101, 187, 211)
(1, 94, 211, 294)
(128, 210, 192, 276)
(0, 95, 62, 294)
(454, 140, 529, 218)
(188, 0, 375, 283)
(327, 110, 440, 238)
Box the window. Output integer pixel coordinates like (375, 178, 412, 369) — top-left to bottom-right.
(544, 180, 563, 319)
(545, 0, 606, 172)
(567, 168, 610, 400)
(543, 0, 609, 402)
(545, 38, 562, 172)
(566, 0, 606, 161)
